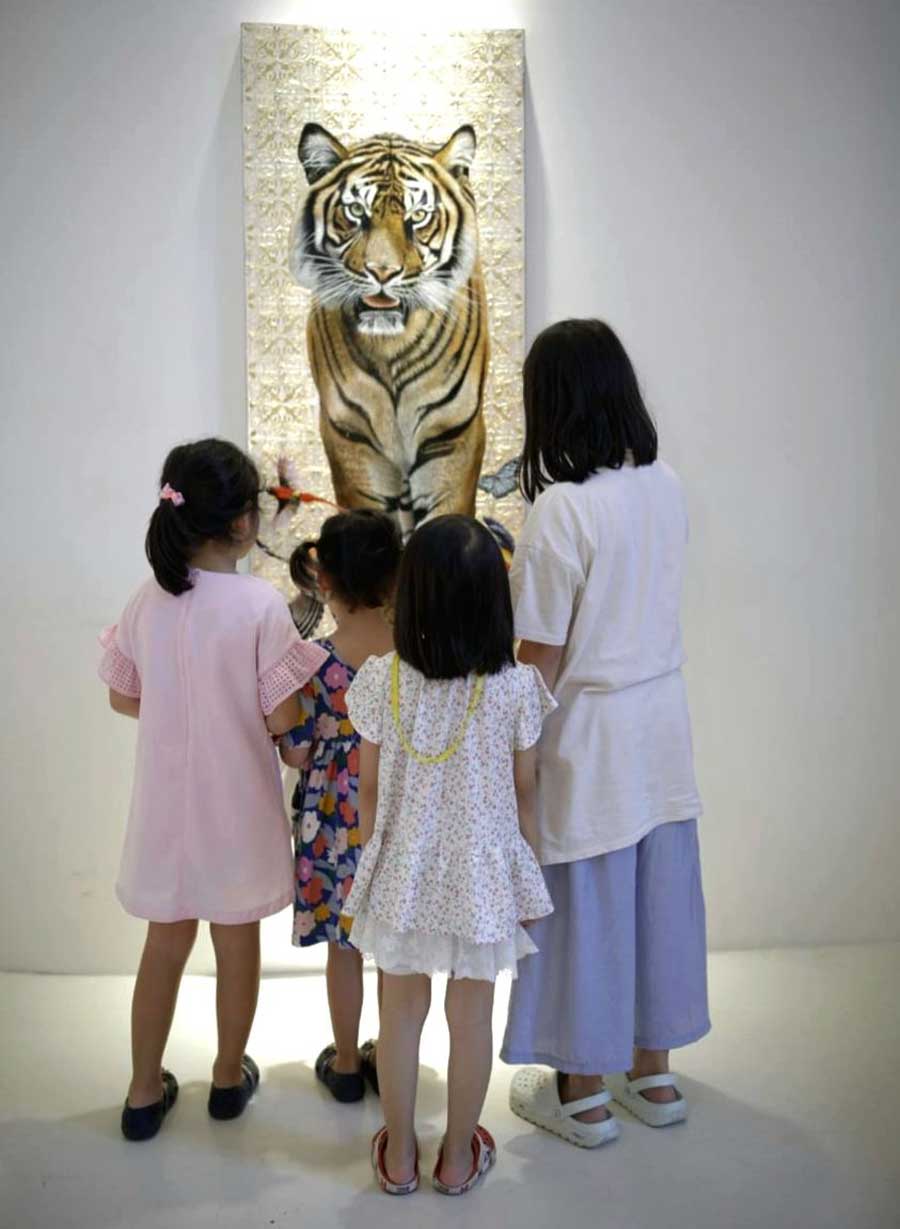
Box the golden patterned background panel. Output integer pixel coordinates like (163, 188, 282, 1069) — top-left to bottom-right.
(241, 24, 525, 592)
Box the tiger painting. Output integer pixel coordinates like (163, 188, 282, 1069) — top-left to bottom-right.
(289, 123, 489, 535)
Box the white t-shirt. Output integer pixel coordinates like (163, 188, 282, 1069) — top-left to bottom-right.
(512, 460, 702, 864)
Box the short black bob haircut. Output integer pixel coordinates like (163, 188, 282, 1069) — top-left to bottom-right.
(394, 515, 514, 680)
(520, 318, 658, 503)
(290, 509, 402, 610)
(146, 438, 260, 596)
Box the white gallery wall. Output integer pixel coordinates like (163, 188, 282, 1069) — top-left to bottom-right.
(1, 0, 898, 974)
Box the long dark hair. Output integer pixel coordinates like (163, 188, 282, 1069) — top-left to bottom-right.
(520, 318, 658, 503)
(289, 509, 402, 609)
(145, 439, 260, 595)
(394, 515, 514, 679)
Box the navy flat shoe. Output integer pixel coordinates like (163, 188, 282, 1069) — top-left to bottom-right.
(208, 1054, 260, 1120)
(121, 1070, 178, 1142)
(315, 1044, 365, 1103)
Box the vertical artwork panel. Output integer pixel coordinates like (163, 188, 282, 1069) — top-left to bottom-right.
(241, 25, 525, 596)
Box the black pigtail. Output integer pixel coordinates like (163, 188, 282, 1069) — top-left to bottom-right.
(289, 540, 320, 593)
(145, 504, 193, 596)
(144, 439, 261, 596)
(289, 512, 401, 610)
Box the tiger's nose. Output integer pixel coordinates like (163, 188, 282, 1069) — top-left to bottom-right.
(365, 262, 402, 285)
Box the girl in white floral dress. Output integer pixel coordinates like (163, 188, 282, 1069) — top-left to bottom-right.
(344, 515, 556, 1198)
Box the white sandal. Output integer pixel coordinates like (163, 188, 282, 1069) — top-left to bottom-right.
(509, 1068, 620, 1149)
(606, 1072, 687, 1127)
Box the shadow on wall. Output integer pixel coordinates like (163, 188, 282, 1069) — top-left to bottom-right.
(196, 40, 246, 444)
(524, 56, 548, 345)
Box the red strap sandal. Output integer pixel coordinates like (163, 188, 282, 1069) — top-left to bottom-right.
(371, 1125, 420, 1195)
(432, 1124, 497, 1196)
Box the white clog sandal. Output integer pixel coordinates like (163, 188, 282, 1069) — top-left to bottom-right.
(509, 1068, 620, 1149)
(606, 1072, 687, 1127)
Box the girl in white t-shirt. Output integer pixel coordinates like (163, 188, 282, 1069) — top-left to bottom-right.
(343, 515, 555, 1196)
(501, 319, 710, 1148)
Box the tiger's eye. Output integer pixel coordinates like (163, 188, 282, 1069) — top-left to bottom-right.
(346, 203, 365, 221)
(411, 208, 429, 225)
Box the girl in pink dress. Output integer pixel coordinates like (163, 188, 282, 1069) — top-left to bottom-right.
(99, 438, 327, 1142)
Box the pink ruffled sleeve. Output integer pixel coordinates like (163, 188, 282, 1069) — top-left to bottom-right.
(98, 624, 141, 698)
(258, 595, 329, 716)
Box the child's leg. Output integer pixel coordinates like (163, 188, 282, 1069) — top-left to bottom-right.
(326, 942, 364, 1073)
(441, 977, 495, 1185)
(629, 1047, 673, 1101)
(379, 972, 431, 1182)
(209, 921, 261, 1088)
(129, 919, 198, 1107)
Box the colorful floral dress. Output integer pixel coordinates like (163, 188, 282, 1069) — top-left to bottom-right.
(284, 641, 361, 948)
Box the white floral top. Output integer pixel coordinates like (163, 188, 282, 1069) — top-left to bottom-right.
(344, 655, 557, 944)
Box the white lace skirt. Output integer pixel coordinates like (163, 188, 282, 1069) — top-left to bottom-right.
(349, 908, 539, 982)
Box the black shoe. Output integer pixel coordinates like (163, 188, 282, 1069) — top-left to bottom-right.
(359, 1039, 379, 1097)
(121, 1070, 178, 1142)
(208, 1054, 260, 1120)
(315, 1044, 365, 1103)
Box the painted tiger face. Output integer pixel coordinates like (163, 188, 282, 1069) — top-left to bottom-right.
(290, 124, 480, 337)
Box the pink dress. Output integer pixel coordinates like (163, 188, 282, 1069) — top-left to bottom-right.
(99, 570, 328, 924)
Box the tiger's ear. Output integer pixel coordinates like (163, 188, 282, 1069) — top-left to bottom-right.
(434, 125, 476, 178)
(298, 123, 349, 184)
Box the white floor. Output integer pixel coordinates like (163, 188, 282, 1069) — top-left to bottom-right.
(1, 944, 898, 1229)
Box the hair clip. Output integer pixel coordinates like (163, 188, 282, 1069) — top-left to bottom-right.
(160, 483, 185, 507)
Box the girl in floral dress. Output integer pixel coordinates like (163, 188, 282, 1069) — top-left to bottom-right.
(280, 510, 401, 1103)
(343, 516, 556, 1197)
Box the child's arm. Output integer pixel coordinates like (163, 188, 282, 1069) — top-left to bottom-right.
(517, 640, 564, 692)
(278, 680, 317, 768)
(109, 688, 140, 719)
(279, 739, 311, 770)
(266, 693, 302, 737)
(357, 738, 381, 845)
(514, 744, 540, 854)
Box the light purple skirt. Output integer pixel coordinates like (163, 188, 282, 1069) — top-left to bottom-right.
(501, 819, 710, 1074)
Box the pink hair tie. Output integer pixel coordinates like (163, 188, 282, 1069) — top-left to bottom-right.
(160, 483, 185, 507)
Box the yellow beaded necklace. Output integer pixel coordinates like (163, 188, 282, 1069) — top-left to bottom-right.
(390, 654, 485, 766)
